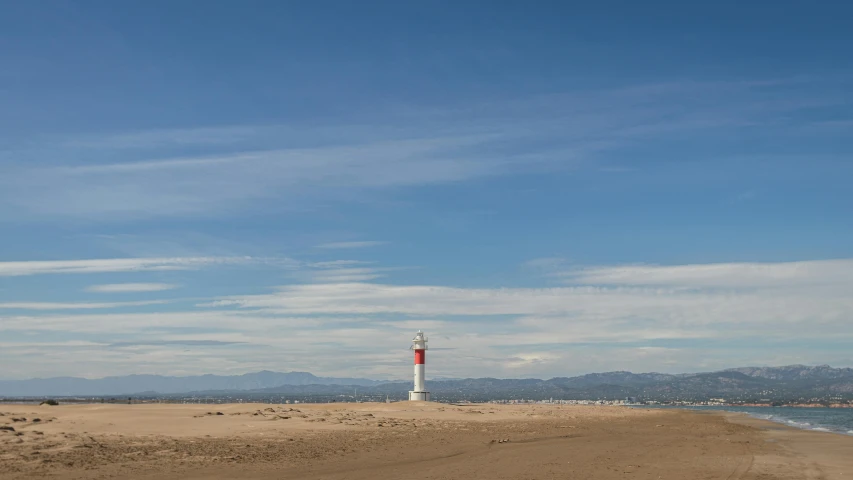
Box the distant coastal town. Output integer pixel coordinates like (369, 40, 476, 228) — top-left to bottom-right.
(488, 398, 853, 408)
(4, 395, 852, 409)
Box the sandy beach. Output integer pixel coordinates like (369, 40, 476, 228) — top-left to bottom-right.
(1, 402, 851, 479)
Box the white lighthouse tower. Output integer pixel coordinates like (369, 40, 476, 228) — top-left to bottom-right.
(408, 330, 430, 401)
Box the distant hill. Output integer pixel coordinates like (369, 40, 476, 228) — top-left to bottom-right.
(0, 370, 386, 397)
(2, 365, 852, 401)
(725, 364, 853, 381)
(223, 365, 853, 402)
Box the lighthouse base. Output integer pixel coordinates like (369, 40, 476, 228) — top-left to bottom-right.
(408, 391, 430, 401)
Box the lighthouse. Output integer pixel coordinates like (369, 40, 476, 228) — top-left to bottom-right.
(408, 330, 430, 401)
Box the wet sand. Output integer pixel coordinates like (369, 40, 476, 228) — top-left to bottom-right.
(722, 412, 853, 479)
(1, 402, 850, 479)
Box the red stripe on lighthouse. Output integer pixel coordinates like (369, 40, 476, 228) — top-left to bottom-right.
(414, 349, 425, 365)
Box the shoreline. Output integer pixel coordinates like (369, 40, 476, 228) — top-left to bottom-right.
(2, 402, 852, 479)
(736, 411, 853, 437)
(733, 404, 853, 408)
(723, 408, 853, 437)
(638, 404, 853, 437)
(720, 411, 853, 478)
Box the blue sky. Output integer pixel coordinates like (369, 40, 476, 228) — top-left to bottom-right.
(1, 1, 852, 380)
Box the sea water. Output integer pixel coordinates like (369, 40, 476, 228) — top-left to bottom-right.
(639, 405, 853, 436)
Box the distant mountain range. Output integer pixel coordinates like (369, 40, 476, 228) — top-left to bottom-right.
(246, 365, 853, 402)
(0, 371, 385, 397)
(2, 365, 852, 401)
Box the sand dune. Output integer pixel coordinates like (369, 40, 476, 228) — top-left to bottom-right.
(1, 402, 850, 479)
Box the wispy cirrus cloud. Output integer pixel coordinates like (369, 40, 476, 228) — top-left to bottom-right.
(86, 283, 179, 293)
(3, 259, 852, 378)
(2, 258, 852, 379)
(308, 267, 407, 283)
(557, 259, 853, 289)
(522, 257, 569, 269)
(197, 258, 853, 356)
(0, 300, 169, 310)
(206, 279, 852, 327)
(61, 125, 275, 150)
(0, 256, 258, 277)
(2, 77, 846, 221)
(0, 136, 496, 219)
(300, 260, 405, 283)
(309, 260, 371, 268)
(315, 241, 388, 249)
(107, 340, 244, 348)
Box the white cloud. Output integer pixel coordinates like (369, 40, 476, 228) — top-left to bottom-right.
(558, 259, 853, 288)
(202, 258, 853, 347)
(299, 259, 406, 283)
(61, 125, 273, 150)
(0, 310, 377, 334)
(315, 241, 388, 249)
(0, 136, 496, 219)
(200, 282, 850, 342)
(0, 256, 254, 276)
(2, 258, 852, 379)
(0, 300, 169, 310)
(302, 262, 406, 283)
(521, 257, 569, 271)
(505, 352, 562, 369)
(2, 77, 842, 221)
(309, 260, 371, 268)
(207, 283, 694, 317)
(308, 267, 386, 283)
(86, 283, 179, 293)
